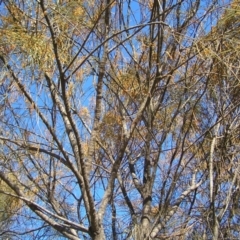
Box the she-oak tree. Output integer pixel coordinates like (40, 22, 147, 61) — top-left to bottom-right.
(0, 0, 240, 239)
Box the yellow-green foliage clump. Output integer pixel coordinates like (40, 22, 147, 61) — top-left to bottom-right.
(0, 177, 20, 222)
(0, 4, 53, 70)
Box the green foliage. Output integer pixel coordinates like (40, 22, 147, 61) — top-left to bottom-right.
(0, 176, 20, 224)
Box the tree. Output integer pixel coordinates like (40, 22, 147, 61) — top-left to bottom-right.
(190, 1, 240, 238)
(0, 0, 240, 239)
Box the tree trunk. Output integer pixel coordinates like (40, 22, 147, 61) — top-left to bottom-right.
(89, 226, 106, 240)
(212, 219, 219, 240)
